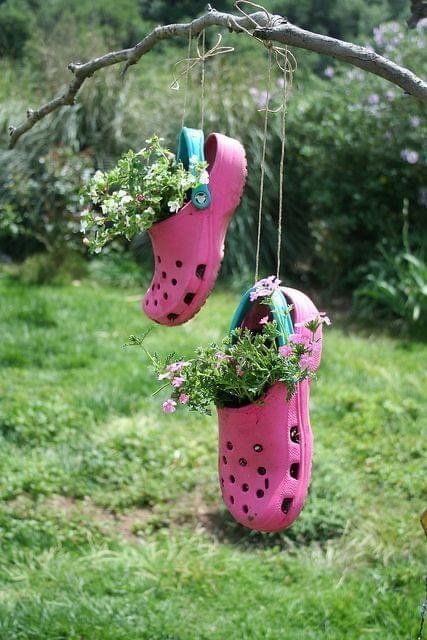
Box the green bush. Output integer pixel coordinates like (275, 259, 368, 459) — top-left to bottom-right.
(354, 204, 427, 331)
(0, 1, 32, 59)
(204, 21, 426, 293)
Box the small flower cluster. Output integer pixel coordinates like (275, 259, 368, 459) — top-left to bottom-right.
(146, 310, 330, 416)
(80, 136, 208, 253)
(250, 276, 282, 301)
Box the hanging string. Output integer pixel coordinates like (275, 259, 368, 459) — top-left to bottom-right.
(180, 26, 193, 128)
(200, 29, 206, 131)
(254, 46, 273, 283)
(276, 48, 290, 279)
(171, 30, 234, 129)
(232, 0, 296, 282)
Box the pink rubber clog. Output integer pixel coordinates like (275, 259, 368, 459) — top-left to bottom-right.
(142, 133, 247, 325)
(217, 287, 322, 532)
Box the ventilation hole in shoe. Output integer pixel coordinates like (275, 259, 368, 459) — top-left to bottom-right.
(176, 260, 183, 268)
(163, 292, 168, 300)
(242, 505, 249, 514)
(242, 483, 249, 492)
(154, 300, 158, 306)
(221, 477, 224, 486)
(248, 515, 254, 522)
(264, 478, 269, 489)
(290, 463, 300, 479)
(156, 284, 160, 290)
(184, 292, 195, 305)
(157, 256, 161, 263)
(162, 271, 167, 279)
(151, 284, 155, 291)
(229, 475, 235, 484)
(222, 456, 227, 464)
(239, 458, 247, 466)
(256, 489, 264, 498)
(257, 466, 266, 476)
(171, 278, 177, 286)
(290, 426, 300, 443)
(281, 498, 293, 514)
(167, 313, 179, 321)
(253, 444, 263, 453)
(226, 441, 233, 450)
(230, 496, 235, 504)
(196, 264, 206, 279)
(145, 299, 149, 305)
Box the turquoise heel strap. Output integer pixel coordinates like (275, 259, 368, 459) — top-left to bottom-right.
(176, 127, 211, 210)
(229, 286, 294, 346)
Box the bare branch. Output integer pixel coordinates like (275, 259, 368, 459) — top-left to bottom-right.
(8, 8, 427, 148)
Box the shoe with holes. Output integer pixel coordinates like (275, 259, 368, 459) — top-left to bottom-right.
(142, 130, 247, 325)
(217, 285, 322, 532)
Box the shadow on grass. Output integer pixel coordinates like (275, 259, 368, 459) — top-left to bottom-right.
(197, 505, 347, 550)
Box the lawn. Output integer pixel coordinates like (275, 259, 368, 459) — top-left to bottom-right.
(0, 273, 425, 639)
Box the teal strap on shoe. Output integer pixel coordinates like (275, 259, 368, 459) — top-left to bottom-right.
(176, 127, 211, 210)
(229, 286, 294, 346)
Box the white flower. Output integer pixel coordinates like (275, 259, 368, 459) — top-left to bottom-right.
(189, 154, 198, 165)
(168, 200, 181, 213)
(93, 170, 105, 184)
(199, 170, 209, 185)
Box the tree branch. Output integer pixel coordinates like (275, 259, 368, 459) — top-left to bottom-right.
(8, 8, 427, 148)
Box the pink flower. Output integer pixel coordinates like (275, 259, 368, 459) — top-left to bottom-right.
(167, 361, 190, 373)
(279, 344, 293, 358)
(289, 333, 310, 346)
(259, 315, 269, 325)
(136, 194, 145, 202)
(171, 376, 185, 388)
(215, 352, 232, 361)
(250, 275, 282, 301)
(299, 354, 312, 370)
(162, 399, 177, 414)
(179, 393, 189, 405)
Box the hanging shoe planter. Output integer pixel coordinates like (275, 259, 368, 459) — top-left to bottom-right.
(217, 284, 323, 532)
(143, 128, 247, 326)
(133, 276, 328, 533)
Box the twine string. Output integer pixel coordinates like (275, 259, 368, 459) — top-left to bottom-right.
(254, 46, 272, 283)
(232, 0, 296, 282)
(172, 31, 234, 129)
(200, 29, 206, 131)
(181, 25, 193, 128)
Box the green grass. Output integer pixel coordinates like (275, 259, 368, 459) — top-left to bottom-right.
(0, 273, 425, 639)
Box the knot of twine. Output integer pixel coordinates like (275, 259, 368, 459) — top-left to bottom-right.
(233, 0, 297, 110)
(170, 32, 234, 92)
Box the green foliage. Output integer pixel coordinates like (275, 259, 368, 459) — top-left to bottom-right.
(0, 145, 94, 257)
(137, 319, 315, 415)
(81, 136, 208, 253)
(354, 205, 427, 330)
(15, 251, 88, 285)
(0, 1, 32, 58)
(203, 21, 426, 297)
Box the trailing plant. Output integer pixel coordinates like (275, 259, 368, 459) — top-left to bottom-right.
(127, 295, 329, 416)
(80, 135, 208, 253)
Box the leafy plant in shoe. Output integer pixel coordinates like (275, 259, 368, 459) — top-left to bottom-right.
(126, 312, 330, 416)
(80, 135, 208, 253)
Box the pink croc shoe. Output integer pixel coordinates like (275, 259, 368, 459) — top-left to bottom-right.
(217, 286, 322, 532)
(142, 132, 247, 325)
